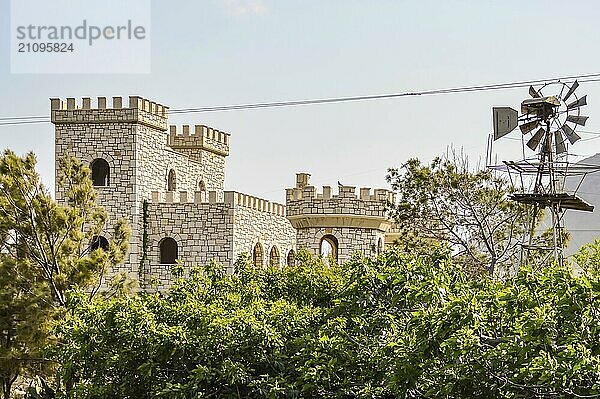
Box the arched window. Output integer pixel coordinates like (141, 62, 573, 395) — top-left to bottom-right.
(167, 169, 176, 191)
(90, 158, 110, 186)
(198, 180, 206, 191)
(253, 243, 263, 268)
(159, 237, 178, 264)
(287, 249, 296, 267)
(320, 234, 339, 262)
(269, 246, 280, 267)
(90, 235, 109, 251)
(377, 238, 383, 255)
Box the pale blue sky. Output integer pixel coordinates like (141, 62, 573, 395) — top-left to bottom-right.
(2, 0, 600, 202)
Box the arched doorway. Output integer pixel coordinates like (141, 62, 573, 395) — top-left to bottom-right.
(269, 246, 280, 267)
(253, 242, 264, 268)
(320, 234, 338, 262)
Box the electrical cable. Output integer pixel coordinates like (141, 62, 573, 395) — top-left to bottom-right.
(3, 72, 600, 126)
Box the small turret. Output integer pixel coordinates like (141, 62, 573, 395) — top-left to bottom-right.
(286, 173, 394, 263)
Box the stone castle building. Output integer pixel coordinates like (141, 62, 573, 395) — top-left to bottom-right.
(51, 96, 396, 288)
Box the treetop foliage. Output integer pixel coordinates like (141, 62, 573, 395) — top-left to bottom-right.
(386, 153, 540, 277)
(48, 244, 600, 398)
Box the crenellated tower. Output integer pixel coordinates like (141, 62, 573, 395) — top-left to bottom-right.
(52, 96, 170, 276)
(51, 96, 231, 279)
(286, 173, 394, 263)
(167, 124, 230, 193)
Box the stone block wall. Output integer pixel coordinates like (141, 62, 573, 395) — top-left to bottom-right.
(54, 120, 139, 274)
(296, 227, 385, 260)
(168, 125, 230, 157)
(285, 184, 395, 219)
(52, 95, 396, 292)
(51, 96, 168, 131)
(52, 96, 230, 281)
(145, 201, 234, 290)
(166, 125, 229, 192)
(231, 197, 296, 268)
(143, 190, 296, 289)
(136, 125, 221, 196)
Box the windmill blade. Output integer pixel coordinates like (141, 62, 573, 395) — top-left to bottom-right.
(563, 80, 579, 101)
(561, 124, 581, 144)
(554, 130, 567, 154)
(566, 115, 589, 126)
(520, 120, 539, 134)
(527, 127, 546, 151)
(567, 95, 587, 110)
(529, 85, 541, 98)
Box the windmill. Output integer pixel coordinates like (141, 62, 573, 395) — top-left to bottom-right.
(488, 80, 599, 267)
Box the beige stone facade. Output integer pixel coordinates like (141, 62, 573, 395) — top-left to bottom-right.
(51, 96, 394, 289)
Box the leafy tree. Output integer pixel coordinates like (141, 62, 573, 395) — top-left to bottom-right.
(0, 150, 130, 399)
(49, 253, 342, 398)
(47, 245, 600, 398)
(386, 153, 533, 276)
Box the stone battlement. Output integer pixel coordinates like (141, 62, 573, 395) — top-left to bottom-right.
(168, 125, 230, 156)
(50, 96, 168, 131)
(286, 173, 395, 203)
(285, 173, 395, 229)
(150, 190, 285, 217)
(286, 185, 395, 203)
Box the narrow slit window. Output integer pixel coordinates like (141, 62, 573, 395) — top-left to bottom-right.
(167, 169, 176, 191)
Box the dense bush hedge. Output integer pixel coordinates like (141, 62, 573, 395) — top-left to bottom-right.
(49, 245, 600, 398)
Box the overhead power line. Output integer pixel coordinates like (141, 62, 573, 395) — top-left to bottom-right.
(0, 120, 50, 126)
(3, 72, 600, 126)
(169, 73, 600, 115)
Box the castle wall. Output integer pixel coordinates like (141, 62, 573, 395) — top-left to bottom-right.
(296, 227, 385, 260)
(285, 185, 392, 218)
(55, 121, 139, 274)
(232, 204, 297, 268)
(136, 125, 219, 197)
(144, 190, 295, 289)
(52, 96, 396, 292)
(286, 173, 393, 264)
(166, 125, 229, 193)
(51, 97, 230, 281)
(201, 151, 226, 193)
(146, 200, 234, 290)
